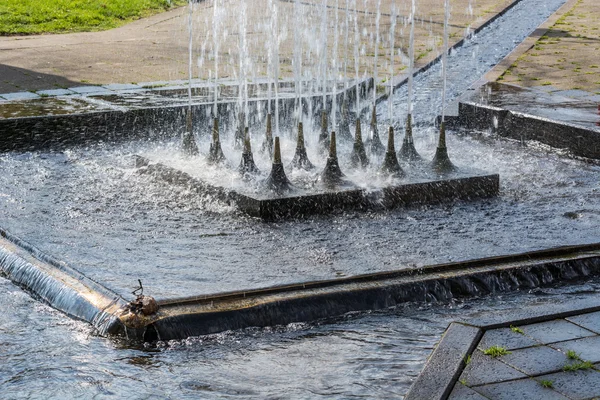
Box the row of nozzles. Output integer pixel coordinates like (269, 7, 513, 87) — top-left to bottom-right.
(181, 106, 456, 194)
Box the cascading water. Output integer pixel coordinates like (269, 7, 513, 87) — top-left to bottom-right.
(388, 2, 397, 126)
(212, 0, 220, 118)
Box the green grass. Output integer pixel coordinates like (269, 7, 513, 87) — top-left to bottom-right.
(510, 325, 525, 334)
(563, 360, 593, 372)
(483, 345, 511, 358)
(539, 380, 554, 388)
(0, 0, 187, 35)
(567, 350, 582, 360)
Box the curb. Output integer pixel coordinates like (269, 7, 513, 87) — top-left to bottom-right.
(404, 288, 600, 399)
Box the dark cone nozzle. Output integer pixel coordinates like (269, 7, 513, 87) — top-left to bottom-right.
(320, 131, 346, 187)
(265, 137, 293, 194)
(349, 118, 369, 169)
(380, 126, 405, 178)
(319, 110, 330, 152)
(290, 122, 315, 171)
(430, 122, 457, 174)
(261, 113, 274, 157)
(366, 106, 385, 156)
(234, 112, 245, 149)
(398, 113, 422, 162)
(207, 117, 226, 165)
(182, 107, 199, 156)
(238, 127, 260, 175)
(338, 97, 352, 141)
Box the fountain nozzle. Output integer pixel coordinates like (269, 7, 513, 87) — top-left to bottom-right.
(430, 121, 457, 174)
(182, 106, 199, 156)
(265, 137, 293, 194)
(320, 131, 346, 187)
(207, 117, 226, 165)
(380, 126, 405, 178)
(349, 118, 369, 168)
(398, 113, 422, 162)
(238, 127, 260, 175)
(290, 122, 315, 170)
(366, 106, 385, 156)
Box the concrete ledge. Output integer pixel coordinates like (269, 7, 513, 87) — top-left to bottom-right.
(457, 101, 600, 159)
(0, 80, 372, 152)
(136, 156, 499, 220)
(404, 323, 482, 400)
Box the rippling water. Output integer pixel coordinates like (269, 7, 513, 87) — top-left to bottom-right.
(3, 275, 600, 399)
(3, 0, 596, 397)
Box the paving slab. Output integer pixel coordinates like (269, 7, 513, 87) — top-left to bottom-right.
(549, 335, 600, 364)
(519, 319, 596, 344)
(536, 369, 600, 400)
(566, 311, 600, 334)
(36, 88, 75, 96)
(499, 345, 568, 376)
(448, 383, 489, 400)
(478, 326, 540, 351)
(69, 86, 115, 95)
(1, 92, 40, 101)
(472, 378, 570, 400)
(460, 350, 527, 387)
(102, 83, 141, 91)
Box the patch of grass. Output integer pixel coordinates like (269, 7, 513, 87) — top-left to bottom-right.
(483, 345, 511, 358)
(0, 0, 187, 35)
(541, 81, 553, 86)
(459, 378, 469, 386)
(510, 325, 524, 334)
(464, 354, 472, 365)
(563, 360, 593, 372)
(539, 380, 554, 388)
(566, 350, 581, 360)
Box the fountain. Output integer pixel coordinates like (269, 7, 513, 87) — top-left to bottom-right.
(2, 0, 594, 349)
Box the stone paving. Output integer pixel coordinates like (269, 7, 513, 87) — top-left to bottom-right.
(0, 0, 513, 94)
(449, 312, 600, 399)
(498, 0, 600, 100)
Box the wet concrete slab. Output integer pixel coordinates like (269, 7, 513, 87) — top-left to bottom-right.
(549, 335, 600, 363)
(461, 350, 526, 387)
(566, 311, 600, 334)
(535, 369, 600, 400)
(478, 326, 539, 351)
(463, 82, 600, 133)
(472, 378, 570, 400)
(499, 345, 569, 376)
(518, 319, 595, 344)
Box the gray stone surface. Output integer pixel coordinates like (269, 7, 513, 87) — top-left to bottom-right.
(478, 327, 539, 351)
(1, 91, 40, 100)
(582, 94, 600, 103)
(550, 335, 600, 363)
(448, 383, 489, 400)
(462, 296, 600, 329)
(552, 89, 594, 99)
(69, 86, 114, 95)
(36, 88, 75, 96)
(473, 378, 570, 400)
(537, 369, 600, 400)
(500, 345, 568, 376)
(520, 319, 595, 344)
(102, 83, 141, 91)
(461, 350, 527, 387)
(567, 311, 600, 334)
(404, 323, 481, 400)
